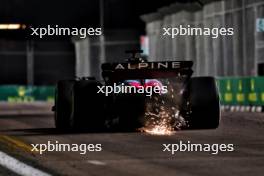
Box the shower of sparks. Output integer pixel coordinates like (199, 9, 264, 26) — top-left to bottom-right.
(142, 109, 186, 135)
(141, 79, 187, 135)
(143, 118, 176, 135)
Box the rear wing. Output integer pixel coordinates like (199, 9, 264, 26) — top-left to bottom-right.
(102, 61, 193, 81)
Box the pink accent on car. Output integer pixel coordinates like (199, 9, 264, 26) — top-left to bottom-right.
(144, 79, 163, 88)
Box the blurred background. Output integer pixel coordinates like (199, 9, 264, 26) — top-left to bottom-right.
(0, 0, 264, 108)
(0, 0, 178, 86)
(141, 0, 264, 77)
(0, 2, 263, 175)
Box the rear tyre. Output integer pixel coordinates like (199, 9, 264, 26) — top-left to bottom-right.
(188, 77, 220, 129)
(72, 80, 105, 131)
(54, 80, 75, 130)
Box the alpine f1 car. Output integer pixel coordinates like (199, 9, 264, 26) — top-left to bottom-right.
(53, 50, 220, 131)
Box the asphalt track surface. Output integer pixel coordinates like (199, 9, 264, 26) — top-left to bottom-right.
(0, 104, 263, 176)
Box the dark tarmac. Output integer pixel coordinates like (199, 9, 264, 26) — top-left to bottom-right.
(0, 104, 263, 176)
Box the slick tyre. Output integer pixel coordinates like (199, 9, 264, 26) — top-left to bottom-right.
(188, 77, 220, 129)
(54, 80, 75, 130)
(72, 80, 105, 131)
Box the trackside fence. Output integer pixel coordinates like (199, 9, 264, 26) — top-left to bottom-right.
(217, 77, 264, 112)
(0, 86, 55, 102)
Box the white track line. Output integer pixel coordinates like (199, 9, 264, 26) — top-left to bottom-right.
(87, 160, 106, 166)
(0, 151, 51, 176)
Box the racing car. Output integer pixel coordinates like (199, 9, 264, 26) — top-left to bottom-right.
(53, 50, 220, 131)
